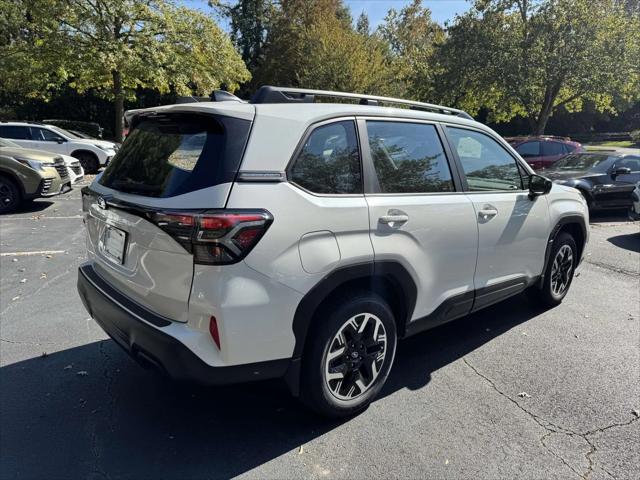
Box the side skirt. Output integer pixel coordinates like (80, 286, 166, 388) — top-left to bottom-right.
(404, 276, 539, 338)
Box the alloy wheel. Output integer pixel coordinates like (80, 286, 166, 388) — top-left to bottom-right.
(551, 244, 574, 296)
(0, 180, 16, 208)
(324, 313, 387, 401)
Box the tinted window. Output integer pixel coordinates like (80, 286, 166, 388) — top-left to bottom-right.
(516, 141, 540, 157)
(100, 113, 251, 198)
(31, 127, 64, 142)
(543, 141, 565, 156)
(447, 127, 523, 191)
(0, 125, 29, 140)
(367, 121, 453, 193)
(616, 157, 640, 172)
(289, 120, 361, 194)
(552, 153, 612, 171)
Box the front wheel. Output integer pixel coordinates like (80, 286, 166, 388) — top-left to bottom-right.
(0, 176, 21, 214)
(300, 293, 397, 418)
(527, 232, 577, 307)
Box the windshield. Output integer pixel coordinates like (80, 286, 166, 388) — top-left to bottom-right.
(50, 126, 79, 139)
(99, 113, 251, 198)
(0, 138, 22, 148)
(551, 154, 612, 172)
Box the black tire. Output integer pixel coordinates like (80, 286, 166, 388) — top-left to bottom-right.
(300, 292, 397, 418)
(0, 175, 21, 214)
(73, 152, 99, 174)
(527, 232, 577, 307)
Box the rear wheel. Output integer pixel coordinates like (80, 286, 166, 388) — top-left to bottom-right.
(527, 232, 577, 307)
(73, 152, 99, 174)
(300, 293, 397, 418)
(0, 176, 21, 214)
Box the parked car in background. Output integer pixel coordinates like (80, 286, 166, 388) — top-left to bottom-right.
(629, 181, 640, 220)
(0, 121, 118, 173)
(506, 136, 583, 170)
(42, 119, 104, 139)
(0, 138, 70, 213)
(543, 152, 640, 211)
(60, 154, 84, 184)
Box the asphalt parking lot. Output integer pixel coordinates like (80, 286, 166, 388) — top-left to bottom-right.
(1, 179, 639, 480)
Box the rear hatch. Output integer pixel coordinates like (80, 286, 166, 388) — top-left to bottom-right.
(82, 107, 254, 322)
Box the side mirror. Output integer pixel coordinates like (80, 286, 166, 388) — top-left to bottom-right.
(529, 174, 552, 199)
(612, 167, 631, 177)
(56, 138, 66, 144)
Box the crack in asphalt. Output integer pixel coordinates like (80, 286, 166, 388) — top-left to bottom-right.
(584, 259, 639, 278)
(0, 337, 61, 346)
(463, 357, 639, 480)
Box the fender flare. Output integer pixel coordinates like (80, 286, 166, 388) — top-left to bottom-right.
(284, 260, 417, 395)
(539, 214, 588, 287)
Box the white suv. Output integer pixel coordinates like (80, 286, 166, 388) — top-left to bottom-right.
(77, 87, 589, 417)
(0, 121, 117, 173)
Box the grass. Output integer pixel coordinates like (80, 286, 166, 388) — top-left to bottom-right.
(585, 140, 638, 148)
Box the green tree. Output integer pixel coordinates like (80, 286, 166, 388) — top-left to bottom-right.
(436, 0, 640, 134)
(254, 0, 395, 94)
(7, 0, 250, 141)
(355, 11, 370, 36)
(377, 0, 445, 101)
(217, 0, 276, 74)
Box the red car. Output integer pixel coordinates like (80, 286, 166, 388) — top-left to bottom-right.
(506, 136, 583, 170)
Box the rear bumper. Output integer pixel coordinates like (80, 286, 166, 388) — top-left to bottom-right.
(77, 263, 290, 386)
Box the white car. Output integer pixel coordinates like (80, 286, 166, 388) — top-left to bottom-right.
(0, 121, 117, 173)
(60, 154, 84, 184)
(77, 86, 589, 417)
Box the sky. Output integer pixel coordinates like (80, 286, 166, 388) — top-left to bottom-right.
(179, 1, 472, 29)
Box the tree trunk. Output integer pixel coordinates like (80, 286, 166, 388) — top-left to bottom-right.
(112, 70, 124, 143)
(531, 81, 562, 136)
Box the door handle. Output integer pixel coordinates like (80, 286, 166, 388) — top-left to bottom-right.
(379, 210, 409, 227)
(478, 206, 498, 221)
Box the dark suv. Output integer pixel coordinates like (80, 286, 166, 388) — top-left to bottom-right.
(506, 136, 583, 170)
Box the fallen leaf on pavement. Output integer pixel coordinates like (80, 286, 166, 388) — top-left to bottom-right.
(518, 392, 531, 398)
(76, 371, 88, 376)
(63, 365, 73, 370)
(19, 278, 27, 284)
(298, 446, 304, 455)
(632, 409, 639, 418)
(11, 296, 20, 301)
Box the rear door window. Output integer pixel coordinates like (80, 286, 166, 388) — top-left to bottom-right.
(99, 113, 251, 198)
(366, 121, 454, 193)
(543, 141, 565, 156)
(288, 120, 362, 194)
(0, 125, 30, 140)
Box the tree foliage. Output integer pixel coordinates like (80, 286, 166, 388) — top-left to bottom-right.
(252, 0, 395, 94)
(3, 0, 249, 141)
(376, 0, 445, 101)
(436, 0, 640, 134)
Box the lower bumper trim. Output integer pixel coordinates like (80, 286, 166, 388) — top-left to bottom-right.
(77, 264, 290, 386)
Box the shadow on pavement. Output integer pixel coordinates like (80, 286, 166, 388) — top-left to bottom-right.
(0, 295, 541, 479)
(608, 232, 640, 253)
(7, 199, 54, 214)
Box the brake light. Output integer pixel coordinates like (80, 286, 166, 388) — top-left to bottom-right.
(149, 209, 272, 265)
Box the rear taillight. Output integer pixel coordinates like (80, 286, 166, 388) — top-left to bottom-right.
(149, 210, 272, 265)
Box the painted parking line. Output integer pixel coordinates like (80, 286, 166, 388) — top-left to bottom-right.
(0, 250, 66, 257)
(0, 215, 84, 220)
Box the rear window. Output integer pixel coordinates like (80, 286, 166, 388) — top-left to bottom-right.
(99, 113, 251, 197)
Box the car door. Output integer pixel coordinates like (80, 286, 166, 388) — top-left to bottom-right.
(444, 126, 550, 309)
(361, 119, 478, 329)
(596, 156, 640, 207)
(28, 127, 68, 154)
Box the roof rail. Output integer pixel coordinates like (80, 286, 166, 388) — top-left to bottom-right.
(250, 86, 474, 120)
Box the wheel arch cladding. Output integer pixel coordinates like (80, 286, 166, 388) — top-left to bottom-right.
(541, 215, 587, 286)
(290, 261, 417, 360)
